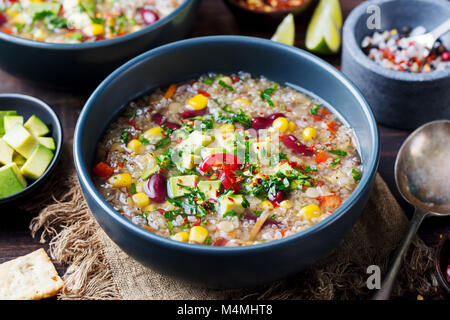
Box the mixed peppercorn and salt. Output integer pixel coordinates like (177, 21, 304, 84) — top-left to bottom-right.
(361, 26, 450, 73)
(0, 0, 184, 43)
(93, 73, 362, 246)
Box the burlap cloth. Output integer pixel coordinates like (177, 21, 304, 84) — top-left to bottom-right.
(24, 143, 438, 300)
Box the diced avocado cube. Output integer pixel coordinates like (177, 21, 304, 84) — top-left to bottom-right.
(4, 115, 23, 132)
(24, 115, 50, 137)
(167, 175, 199, 198)
(200, 147, 226, 159)
(217, 194, 245, 216)
(38, 137, 56, 150)
(20, 144, 54, 180)
(252, 141, 271, 164)
(173, 129, 190, 140)
(181, 154, 201, 170)
(216, 132, 236, 153)
(141, 165, 160, 181)
(2, 124, 39, 159)
(12, 152, 27, 167)
(276, 162, 295, 176)
(0, 111, 17, 136)
(28, 2, 61, 19)
(198, 180, 222, 199)
(0, 163, 27, 198)
(179, 131, 214, 154)
(0, 139, 14, 165)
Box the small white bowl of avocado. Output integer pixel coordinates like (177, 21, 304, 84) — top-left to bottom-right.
(0, 94, 62, 204)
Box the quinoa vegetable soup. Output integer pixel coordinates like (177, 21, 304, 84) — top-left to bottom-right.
(93, 73, 362, 246)
(0, 0, 184, 43)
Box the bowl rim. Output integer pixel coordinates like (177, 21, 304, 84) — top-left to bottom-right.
(0, 93, 63, 203)
(343, 0, 450, 82)
(74, 35, 380, 254)
(0, 0, 197, 50)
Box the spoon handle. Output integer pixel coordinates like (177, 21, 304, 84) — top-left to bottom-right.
(372, 207, 428, 300)
(430, 18, 450, 41)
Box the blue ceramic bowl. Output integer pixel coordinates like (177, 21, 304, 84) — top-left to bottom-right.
(74, 36, 380, 288)
(342, 0, 450, 130)
(0, 94, 63, 205)
(0, 0, 202, 87)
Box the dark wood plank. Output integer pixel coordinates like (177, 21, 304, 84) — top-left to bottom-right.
(0, 0, 448, 291)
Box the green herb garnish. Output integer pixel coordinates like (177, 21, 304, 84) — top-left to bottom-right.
(130, 183, 136, 194)
(329, 158, 341, 167)
(260, 83, 278, 106)
(329, 150, 347, 157)
(218, 80, 234, 92)
(120, 130, 129, 143)
(203, 79, 213, 85)
(309, 104, 320, 116)
(138, 133, 150, 145)
(154, 136, 170, 150)
(352, 169, 361, 182)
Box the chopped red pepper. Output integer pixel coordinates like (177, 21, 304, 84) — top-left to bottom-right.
(197, 90, 210, 97)
(92, 162, 114, 178)
(198, 153, 241, 174)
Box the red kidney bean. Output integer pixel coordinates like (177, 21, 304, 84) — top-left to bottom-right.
(152, 113, 164, 125)
(281, 135, 314, 156)
(268, 190, 285, 203)
(267, 113, 285, 121)
(152, 113, 180, 129)
(179, 108, 208, 119)
(144, 174, 166, 203)
(140, 9, 159, 25)
(251, 117, 272, 129)
(251, 113, 285, 129)
(0, 13, 6, 27)
(164, 121, 181, 130)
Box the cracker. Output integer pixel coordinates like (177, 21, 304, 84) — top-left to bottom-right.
(0, 248, 64, 300)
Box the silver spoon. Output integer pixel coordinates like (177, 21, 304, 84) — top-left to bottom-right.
(373, 120, 450, 300)
(407, 18, 450, 54)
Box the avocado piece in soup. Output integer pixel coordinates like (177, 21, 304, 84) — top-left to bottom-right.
(167, 175, 199, 198)
(198, 180, 222, 200)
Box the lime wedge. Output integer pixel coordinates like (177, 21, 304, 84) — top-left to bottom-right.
(306, 0, 342, 55)
(271, 13, 295, 46)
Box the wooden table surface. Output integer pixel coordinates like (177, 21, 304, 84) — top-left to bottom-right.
(1, 0, 449, 297)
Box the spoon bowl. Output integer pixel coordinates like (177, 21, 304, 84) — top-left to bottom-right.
(374, 119, 450, 299)
(395, 120, 450, 215)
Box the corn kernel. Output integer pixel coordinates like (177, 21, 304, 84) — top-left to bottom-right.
(187, 94, 208, 110)
(13, 13, 26, 24)
(279, 200, 293, 209)
(33, 28, 47, 41)
(108, 173, 132, 188)
(86, 23, 104, 36)
(220, 124, 235, 133)
(173, 231, 189, 242)
(144, 126, 164, 138)
(189, 226, 209, 244)
(302, 127, 317, 141)
(300, 204, 322, 221)
(106, 17, 115, 27)
(260, 200, 273, 210)
(288, 121, 297, 132)
(127, 139, 142, 152)
(132, 192, 150, 207)
(234, 98, 250, 108)
(6, 8, 19, 17)
(272, 117, 289, 132)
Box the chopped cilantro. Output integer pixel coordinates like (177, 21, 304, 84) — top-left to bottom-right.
(329, 158, 341, 167)
(309, 104, 320, 116)
(260, 83, 278, 106)
(120, 130, 129, 143)
(154, 136, 170, 150)
(138, 133, 150, 145)
(130, 183, 136, 194)
(218, 80, 234, 92)
(329, 150, 347, 157)
(203, 79, 213, 85)
(352, 169, 361, 182)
